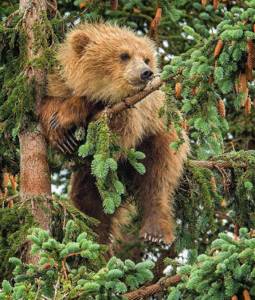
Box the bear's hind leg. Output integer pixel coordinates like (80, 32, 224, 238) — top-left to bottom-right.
(134, 131, 188, 245)
(70, 163, 112, 245)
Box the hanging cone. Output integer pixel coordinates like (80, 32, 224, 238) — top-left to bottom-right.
(210, 176, 217, 193)
(181, 119, 189, 132)
(175, 82, 182, 98)
(245, 96, 251, 115)
(243, 289, 251, 300)
(9, 175, 17, 192)
(238, 73, 249, 106)
(214, 39, 224, 58)
(213, 0, 219, 10)
(245, 64, 253, 81)
(150, 7, 162, 37)
(111, 0, 118, 10)
(217, 99, 225, 117)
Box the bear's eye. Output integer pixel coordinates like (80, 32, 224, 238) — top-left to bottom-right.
(120, 52, 130, 61)
(144, 58, 150, 65)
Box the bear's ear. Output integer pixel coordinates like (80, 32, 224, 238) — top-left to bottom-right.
(71, 31, 90, 56)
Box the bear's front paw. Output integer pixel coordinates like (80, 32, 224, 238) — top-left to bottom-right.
(49, 111, 60, 130)
(140, 220, 175, 246)
(56, 129, 79, 154)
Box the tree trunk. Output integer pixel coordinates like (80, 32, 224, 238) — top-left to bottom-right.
(19, 131, 51, 230)
(19, 0, 51, 234)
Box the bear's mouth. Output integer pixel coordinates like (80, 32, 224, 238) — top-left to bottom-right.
(128, 79, 147, 91)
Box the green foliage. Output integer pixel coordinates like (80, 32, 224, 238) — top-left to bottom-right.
(168, 228, 255, 299)
(78, 117, 145, 214)
(0, 206, 34, 281)
(0, 196, 97, 280)
(0, 8, 61, 173)
(0, 1, 18, 20)
(174, 150, 255, 255)
(0, 220, 154, 299)
(161, 1, 255, 159)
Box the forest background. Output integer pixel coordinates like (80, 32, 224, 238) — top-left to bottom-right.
(1, 0, 255, 299)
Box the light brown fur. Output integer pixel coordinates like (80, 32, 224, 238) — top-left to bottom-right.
(39, 23, 189, 246)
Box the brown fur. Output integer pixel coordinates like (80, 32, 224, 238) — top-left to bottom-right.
(39, 23, 189, 246)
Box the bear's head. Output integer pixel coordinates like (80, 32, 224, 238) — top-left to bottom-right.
(57, 23, 158, 103)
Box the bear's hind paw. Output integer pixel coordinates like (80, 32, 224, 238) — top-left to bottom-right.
(140, 227, 175, 247)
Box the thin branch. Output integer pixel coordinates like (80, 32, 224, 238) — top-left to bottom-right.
(92, 76, 163, 121)
(122, 275, 181, 300)
(188, 159, 247, 169)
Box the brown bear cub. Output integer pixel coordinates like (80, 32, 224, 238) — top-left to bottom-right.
(39, 23, 189, 246)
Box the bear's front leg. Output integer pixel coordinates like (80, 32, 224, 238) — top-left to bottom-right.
(39, 96, 89, 154)
(134, 131, 188, 245)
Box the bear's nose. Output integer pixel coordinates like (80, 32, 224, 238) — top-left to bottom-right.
(140, 68, 153, 81)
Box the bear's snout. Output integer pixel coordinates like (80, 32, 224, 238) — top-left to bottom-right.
(140, 67, 153, 82)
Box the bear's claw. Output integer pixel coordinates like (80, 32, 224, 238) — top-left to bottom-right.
(67, 130, 78, 146)
(141, 232, 172, 249)
(140, 221, 175, 247)
(57, 141, 72, 154)
(142, 232, 162, 244)
(49, 112, 59, 129)
(57, 131, 78, 154)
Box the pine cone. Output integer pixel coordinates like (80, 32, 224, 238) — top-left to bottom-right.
(150, 7, 162, 37)
(245, 64, 253, 81)
(175, 82, 182, 98)
(245, 96, 251, 115)
(238, 73, 248, 94)
(217, 99, 226, 117)
(213, 0, 219, 10)
(243, 289, 251, 300)
(210, 176, 217, 193)
(181, 119, 189, 132)
(3, 172, 9, 188)
(111, 0, 118, 10)
(214, 39, 224, 58)
(9, 175, 17, 192)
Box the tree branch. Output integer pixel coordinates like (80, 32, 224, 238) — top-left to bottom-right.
(92, 76, 163, 120)
(188, 159, 247, 169)
(122, 275, 181, 300)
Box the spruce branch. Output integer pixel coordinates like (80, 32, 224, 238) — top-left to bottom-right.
(122, 275, 181, 300)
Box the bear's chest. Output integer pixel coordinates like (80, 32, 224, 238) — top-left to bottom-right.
(109, 108, 144, 149)
(108, 90, 165, 149)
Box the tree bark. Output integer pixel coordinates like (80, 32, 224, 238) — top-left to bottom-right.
(122, 275, 181, 300)
(19, 0, 51, 234)
(19, 131, 51, 230)
(188, 159, 247, 169)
